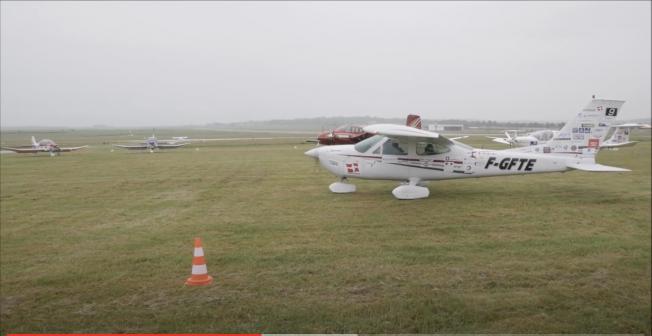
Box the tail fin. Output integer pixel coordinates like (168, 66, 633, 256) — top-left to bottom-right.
(605, 126, 632, 146)
(406, 115, 422, 129)
(548, 99, 624, 151)
(31, 136, 39, 147)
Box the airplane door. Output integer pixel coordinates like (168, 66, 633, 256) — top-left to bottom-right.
(462, 151, 479, 175)
(380, 138, 410, 177)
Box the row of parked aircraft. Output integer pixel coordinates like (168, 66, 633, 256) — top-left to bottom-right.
(305, 98, 648, 199)
(488, 123, 650, 149)
(1, 134, 191, 155)
(1, 97, 648, 200)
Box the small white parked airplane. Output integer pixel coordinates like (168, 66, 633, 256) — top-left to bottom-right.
(487, 129, 558, 147)
(487, 130, 541, 147)
(305, 99, 629, 200)
(113, 134, 186, 152)
(1, 136, 87, 156)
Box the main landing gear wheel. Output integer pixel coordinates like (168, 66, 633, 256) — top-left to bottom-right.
(392, 178, 429, 200)
(329, 177, 356, 193)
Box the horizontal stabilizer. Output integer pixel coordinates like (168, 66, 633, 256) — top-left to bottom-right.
(566, 162, 630, 172)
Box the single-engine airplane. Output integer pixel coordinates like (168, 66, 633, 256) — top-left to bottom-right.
(113, 134, 186, 152)
(315, 124, 370, 145)
(1, 136, 87, 156)
(305, 99, 629, 200)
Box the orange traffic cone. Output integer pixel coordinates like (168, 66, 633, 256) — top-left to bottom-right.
(185, 237, 213, 286)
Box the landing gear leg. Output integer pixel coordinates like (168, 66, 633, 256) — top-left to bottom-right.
(329, 177, 356, 193)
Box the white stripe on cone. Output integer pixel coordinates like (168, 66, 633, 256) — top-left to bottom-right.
(192, 264, 208, 275)
(194, 247, 204, 257)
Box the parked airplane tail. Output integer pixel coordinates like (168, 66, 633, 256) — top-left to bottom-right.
(601, 124, 645, 148)
(31, 136, 39, 147)
(547, 99, 624, 152)
(406, 115, 422, 129)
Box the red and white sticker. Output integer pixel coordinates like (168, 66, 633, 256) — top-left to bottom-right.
(346, 162, 360, 174)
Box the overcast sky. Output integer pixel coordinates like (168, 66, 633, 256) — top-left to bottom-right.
(1, 1, 650, 127)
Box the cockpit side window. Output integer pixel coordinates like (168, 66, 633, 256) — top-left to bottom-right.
(416, 141, 450, 155)
(382, 139, 407, 155)
(354, 135, 384, 153)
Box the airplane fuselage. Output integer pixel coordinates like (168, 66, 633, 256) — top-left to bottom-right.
(312, 143, 570, 182)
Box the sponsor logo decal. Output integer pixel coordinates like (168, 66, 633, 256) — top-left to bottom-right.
(484, 157, 536, 171)
(572, 127, 591, 133)
(588, 139, 600, 149)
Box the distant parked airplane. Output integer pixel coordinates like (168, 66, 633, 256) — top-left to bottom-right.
(487, 130, 540, 147)
(1, 136, 87, 156)
(113, 135, 186, 152)
(311, 114, 449, 145)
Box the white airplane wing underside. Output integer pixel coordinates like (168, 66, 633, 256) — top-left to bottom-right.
(58, 145, 88, 152)
(364, 124, 452, 145)
(113, 144, 149, 150)
(157, 143, 186, 149)
(1, 147, 44, 153)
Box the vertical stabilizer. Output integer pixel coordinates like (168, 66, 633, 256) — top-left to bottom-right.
(406, 115, 422, 129)
(31, 136, 39, 147)
(547, 99, 624, 151)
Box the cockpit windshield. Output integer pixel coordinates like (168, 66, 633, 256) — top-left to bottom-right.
(354, 135, 384, 153)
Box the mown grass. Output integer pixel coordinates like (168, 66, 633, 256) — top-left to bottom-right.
(0, 129, 650, 334)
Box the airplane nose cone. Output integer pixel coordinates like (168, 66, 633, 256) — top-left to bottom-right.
(305, 147, 320, 158)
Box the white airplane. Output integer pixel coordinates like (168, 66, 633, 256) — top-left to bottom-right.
(1, 136, 87, 156)
(600, 123, 650, 149)
(113, 134, 186, 152)
(487, 130, 542, 147)
(305, 99, 629, 200)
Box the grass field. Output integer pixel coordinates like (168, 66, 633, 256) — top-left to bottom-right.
(1, 129, 650, 333)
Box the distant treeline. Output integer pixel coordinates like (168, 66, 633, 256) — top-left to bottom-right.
(206, 116, 565, 131)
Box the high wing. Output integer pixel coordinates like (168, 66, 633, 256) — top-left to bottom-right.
(156, 143, 186, 149)
(57, 145, 88, 152)
(363, 124, 452, 145)
(1, 147, 44, 153)
(113, 144, 149, 150)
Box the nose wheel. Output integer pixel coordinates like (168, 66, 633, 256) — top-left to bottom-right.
(329, 177, 356, 193)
